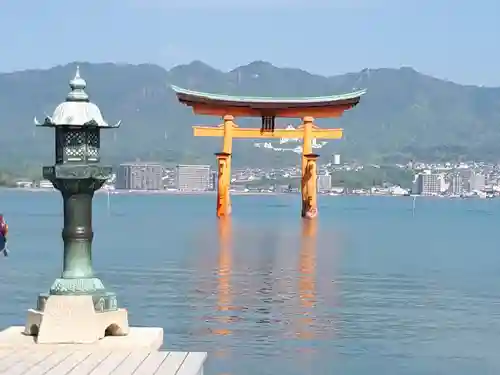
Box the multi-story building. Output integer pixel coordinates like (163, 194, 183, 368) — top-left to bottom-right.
(210, 170, 218, 191)
(449, 174, 463, 195)
(116, 162, 163, 190)
(176, 165, 211, 191)
(317, 174, 332, 192)
(415, 173, 441, 195)
(469, 172, 486, 192)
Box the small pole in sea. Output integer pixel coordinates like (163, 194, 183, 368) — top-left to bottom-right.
(107, 189, 111, 215)
(412, 195, 416, 216)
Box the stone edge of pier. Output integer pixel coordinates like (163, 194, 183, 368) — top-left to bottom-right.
(0, 326, 164, 350)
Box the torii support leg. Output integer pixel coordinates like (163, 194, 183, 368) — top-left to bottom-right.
(214, 115, 235, 218)
(301, 116, 319, 219)
(215, 152, 232, 218)
(302, 153, 319, 219)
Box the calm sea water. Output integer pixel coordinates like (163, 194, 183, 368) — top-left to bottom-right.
(1, 189, 500, 374)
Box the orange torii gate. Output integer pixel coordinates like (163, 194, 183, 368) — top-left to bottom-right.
(171, 85, 365, 219)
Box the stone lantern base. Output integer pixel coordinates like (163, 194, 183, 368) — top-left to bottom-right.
(24, 295, 129, 344)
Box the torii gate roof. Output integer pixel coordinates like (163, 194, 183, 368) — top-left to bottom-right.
(171, 85, 366, 118)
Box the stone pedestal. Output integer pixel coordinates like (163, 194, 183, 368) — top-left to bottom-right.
(23, 164, 131, 345)
(25, 295, 129, 344)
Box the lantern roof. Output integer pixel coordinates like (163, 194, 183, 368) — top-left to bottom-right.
(34, 66, 121, 128)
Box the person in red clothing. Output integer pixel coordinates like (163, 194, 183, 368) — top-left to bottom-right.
(0, 215, 8, 257)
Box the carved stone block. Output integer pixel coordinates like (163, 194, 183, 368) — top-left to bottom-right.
(25, 295, 129, 344)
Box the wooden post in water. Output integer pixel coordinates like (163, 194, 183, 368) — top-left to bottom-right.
(302, 153, 319, 219)
(215, 152, 232, 217)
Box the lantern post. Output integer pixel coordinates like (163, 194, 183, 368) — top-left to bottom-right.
(26, 67, 129, 343)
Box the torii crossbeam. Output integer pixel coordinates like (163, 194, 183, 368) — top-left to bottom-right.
(172, 85, 366, 219)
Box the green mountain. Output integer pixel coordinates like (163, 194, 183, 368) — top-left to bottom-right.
(1, 61, 499, 172)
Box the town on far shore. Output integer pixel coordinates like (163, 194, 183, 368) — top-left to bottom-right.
(11, 155, 500, 199)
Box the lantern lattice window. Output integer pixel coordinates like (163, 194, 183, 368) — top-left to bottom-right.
(60, 129, 100, 162)
(64, 130, 86, 160)
(86, 130, 100, 160)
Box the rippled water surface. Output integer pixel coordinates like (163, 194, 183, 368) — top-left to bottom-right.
(1, 189, 500, 374)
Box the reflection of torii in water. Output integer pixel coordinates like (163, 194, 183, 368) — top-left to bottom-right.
(295, 219, 317, 339)
(212, 218, 235, 336)
(254, 124, 328, 154)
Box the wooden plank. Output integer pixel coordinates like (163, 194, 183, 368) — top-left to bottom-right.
(104, 351, 150, 375)
(87, 351, 131, 375)
(193, 126, 343, 139)
(176, 353, 207, 375)
(22, 351, 73, 375)
(43, 351, 92, 375)
(154, 351, 188, 374)
(0, 350, 54, 375)
(0, 350, 14, 361)
(0, 350, 200, 375)
(0, 349, 37, 373)
(133, 352, 169, 374)
(66, 351, 112, 375)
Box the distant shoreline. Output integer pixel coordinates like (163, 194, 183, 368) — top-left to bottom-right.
(1, 187, 490, 199)
(1, 187, 279, 196)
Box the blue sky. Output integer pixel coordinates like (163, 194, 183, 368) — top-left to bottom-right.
(1, 0, 499, 85)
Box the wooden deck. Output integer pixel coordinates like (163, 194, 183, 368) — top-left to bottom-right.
(0, 349, 206, 374)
